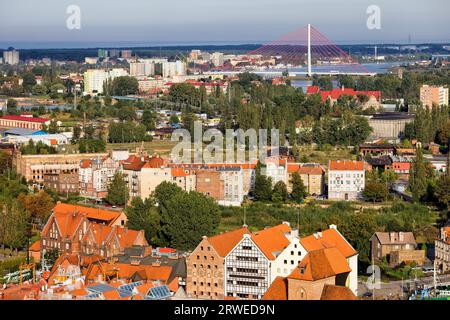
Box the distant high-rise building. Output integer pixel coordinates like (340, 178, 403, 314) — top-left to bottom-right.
(211, 52, 224, 67)
(121, 50, 132, 59)
(83, 68, 129, 95)
(162, 60, 187, 78)
(98, 49, 108, 58)
(109, 49, 119, 58)
(189, 50, 202, 60)
(420, 85, 449, 108)
(3, 49, 19, 65)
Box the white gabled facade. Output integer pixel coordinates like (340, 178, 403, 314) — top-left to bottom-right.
(328, 160, 365, 201)
(224, 234, 270, 300)
(271, 230, 308, 281)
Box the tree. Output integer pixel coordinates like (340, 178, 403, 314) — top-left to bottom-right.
(291, 172, 307, 202)
(434, 175, 450, 210)
(272, 181, 288, 202)
(363, 182, 389, 202)
(125, 197, 160, 244)
(32, 84, 48, 96)
(18, 191, 54, 221)
(111, 76, 139, 96)
(142, 109, 156, 131)
(157, 190, 220, 250)
(21, 72, 37, 92)
(72, 126, 81, 143)
(409, 147, 428, 202)
(253, 166, 272, 201)
(0, 199, 30, 250)
(106, 173, 129, 206)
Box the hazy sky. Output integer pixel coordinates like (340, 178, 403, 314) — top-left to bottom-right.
(0, 0, 449, 47)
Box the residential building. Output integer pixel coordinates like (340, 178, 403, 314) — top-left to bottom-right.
(0, 114, 50, 130)
(370, 232, 424, 266)
(328, 160, 365, 201)
(3, 49, 19, 65)
(79, 156, 121, 200)
(40, 203, 142, 260)
(121, 50, 132, 59)
(171, 167, 196, 192)
(83, 68, 128, 95)
(186, 227, 250, 299)
(43, 171, 79, 195)
(288, 163, 325, 196)
(262, 159, 288, 186)
(211, 52, 224, 67)
(14, 152, 108, 188)
(196, 169, 224, 202)
(420, 85, 449, 108)
(435, 226, 450, 273)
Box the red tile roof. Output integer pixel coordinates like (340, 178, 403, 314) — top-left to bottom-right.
(288, 247, 351, 281)
(208, 227, 250, 257)
(329, 160, 364, 171)
(261, 277, 288, 300)
(252, 224, 292, 260)
(300, 227, 357, 258)
(0, 115, 50, 123)
(320, 284, 356, 300)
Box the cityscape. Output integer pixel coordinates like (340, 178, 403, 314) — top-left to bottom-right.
(0, 0, 449, 310)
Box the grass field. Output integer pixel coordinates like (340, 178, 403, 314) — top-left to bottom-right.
(297, 145, 357, 166)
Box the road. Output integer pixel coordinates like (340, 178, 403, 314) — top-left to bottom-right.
(358, 274, 450, 300)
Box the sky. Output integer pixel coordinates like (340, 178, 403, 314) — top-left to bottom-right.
(0, 0, 449, 48)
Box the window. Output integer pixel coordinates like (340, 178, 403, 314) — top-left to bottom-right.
(284, 260, 287, 264)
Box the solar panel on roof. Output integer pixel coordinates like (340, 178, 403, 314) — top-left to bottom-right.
(87, 284, 116, 293)
(119, 281, 143, 293)
(86, 293, 101, 299)
(146, 285, 172, 300)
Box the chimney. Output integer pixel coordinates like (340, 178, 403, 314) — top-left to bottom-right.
(329, 224, 337, 230)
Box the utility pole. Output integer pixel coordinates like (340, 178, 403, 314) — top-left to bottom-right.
(307, 24, 312, 77)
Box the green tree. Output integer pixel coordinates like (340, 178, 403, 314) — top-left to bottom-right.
(157, 190, 220, 250)
(291, 172, 307, 202)
(434, 175, 450, 210)
(253, 173, 272, 201)
(272, 181, 288, 202)
(111, 76, 139, 96)
(363, 181, 389, 202)
(106, 173, 129, 206)
(409, 147, 428, 202)
(125, 197, 160, 244)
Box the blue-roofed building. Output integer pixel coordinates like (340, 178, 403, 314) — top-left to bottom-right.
(2, 128, 46, 137)
(146, 285, 172, 300)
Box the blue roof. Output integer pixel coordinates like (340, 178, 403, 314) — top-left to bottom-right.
(3, 128, 42, 136)
(87, 283, 116, 293)
(118, 281, 143, 293)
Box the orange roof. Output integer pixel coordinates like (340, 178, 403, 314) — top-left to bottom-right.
(80, 159, 92, 169)
(300, 227, 357, 258)
(288, 248, 351, 281)
(329, 160, 364, 171)
(53, 203, 122, 225)
(102, 290, 122, 300)
(171, 167, 192, 177)
(29, 240, 40, 252)
(115, 227, 145, 248)
(296, 165, 325, 175)
(70, 288, 88, 297)
(251, 224, 291, 260)
(142, 156, 166, 169)
(320, 284, 356, 300)
(262, 277, 288, 300)
(208, 227, 250, 257)
(42, 211, 86, 240)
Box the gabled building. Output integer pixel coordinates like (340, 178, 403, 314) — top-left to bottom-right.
(263, 248, 356, 300)
(299, 225, 359, 295)
(40, 203, 144, 260)
(328, 160, 365, 201)
(186, 226, 250, 300)
(224, 223, 292, 300)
